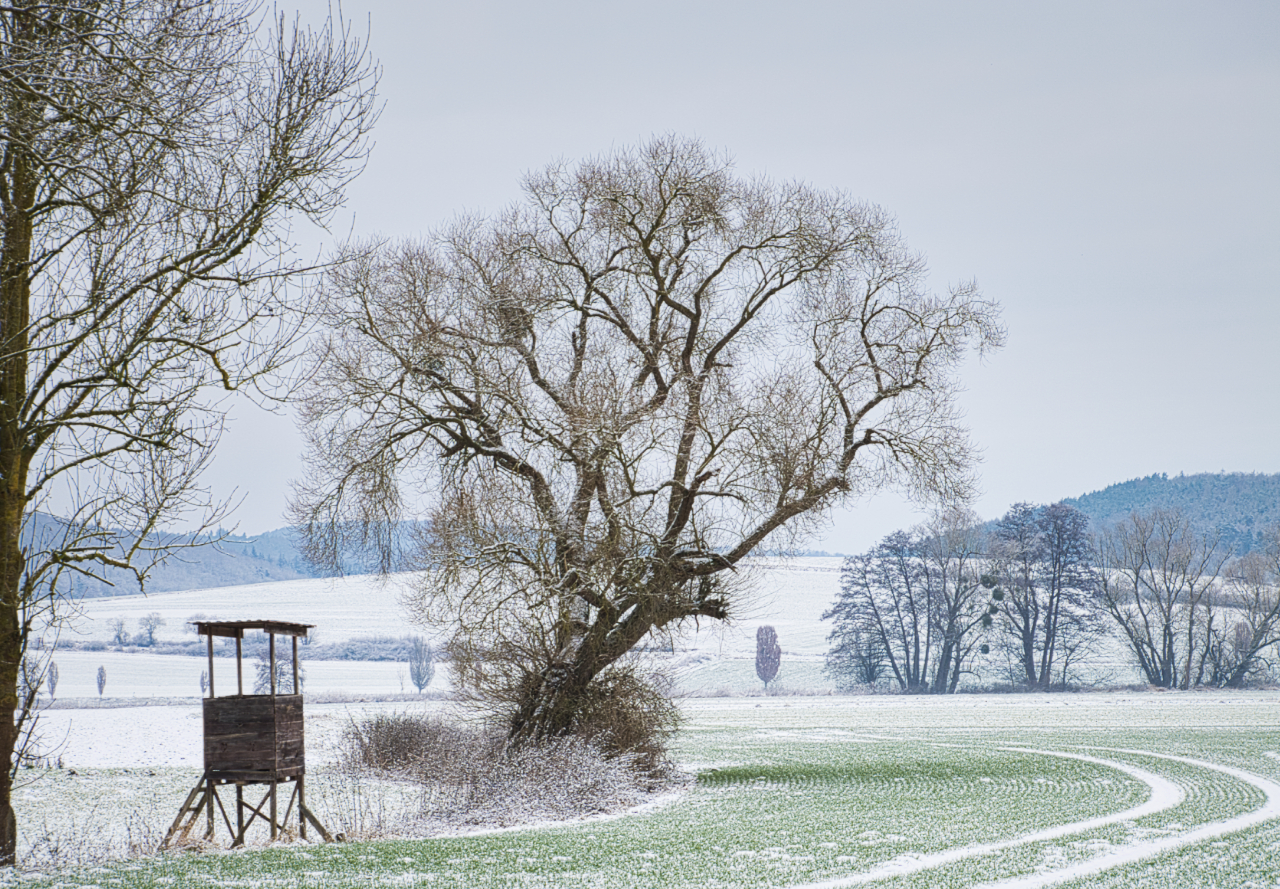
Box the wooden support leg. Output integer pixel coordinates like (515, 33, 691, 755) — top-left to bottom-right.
(298, 775, 307, 841)
(209, 783, 236, 841)
(299, 803, 335, 843)
(205, 773, 214, 840)
(167, 775, 324, 850)
(234, 784, 246, 848)
(280, 779, 299, 834)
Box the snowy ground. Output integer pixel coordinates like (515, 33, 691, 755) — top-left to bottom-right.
(9, 692, 1280, 887)
(51, 558, 1145, 702)
(62, 560, 836, 660)
(14, 562, 1271, 885)
(54, 561, 860, 700)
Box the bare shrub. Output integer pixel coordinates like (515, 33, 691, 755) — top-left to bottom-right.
(338, 710, 681, 833)
(544, 666, 681, 777)
(342, 712, 477, 778)
(21, 808, 158, 869)
(449, 638, 681, 778)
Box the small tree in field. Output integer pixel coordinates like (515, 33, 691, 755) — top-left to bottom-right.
(408, 637, 435, 693)
(137, 614, 166, 647)
(44, 663, 56, 700)
(254, 647, 303, 695)
(96, 666, 106, 697)
(756, 626, 781, 691)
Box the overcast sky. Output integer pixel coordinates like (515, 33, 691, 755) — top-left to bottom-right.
(207, 0, 1280, 553)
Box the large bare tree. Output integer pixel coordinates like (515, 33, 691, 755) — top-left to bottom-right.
(294, 137, 1003, 743)
(0, 0, 377, 861)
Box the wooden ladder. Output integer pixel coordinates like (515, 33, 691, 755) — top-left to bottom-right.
(159, 771, 216, 850)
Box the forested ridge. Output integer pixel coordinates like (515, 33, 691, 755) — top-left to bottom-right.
(1064, 472, 1280, 554)
(57, 472, 1279, 597)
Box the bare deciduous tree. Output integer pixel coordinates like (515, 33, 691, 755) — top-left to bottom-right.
(919, 508, 992, 693)
(0, 0, 378, 862)
(823, 620, 887, 690)
(293, 137, 1003, 743)
(825, 509, 993, 694)
(1098, 509, 1231, 689)
(137, 612, 165, 647)
(1205, 526, 1280, 687)
(989, 502, 1105, 689)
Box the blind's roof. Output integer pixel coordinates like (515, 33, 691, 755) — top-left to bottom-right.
(192, 620, 313, 639)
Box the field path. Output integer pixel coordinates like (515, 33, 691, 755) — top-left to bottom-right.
(789, 748, 1182, 888)
(970, 749, 1280, 888)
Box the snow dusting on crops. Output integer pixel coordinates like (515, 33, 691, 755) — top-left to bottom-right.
(8, 692, 1280, 887)
(8, 566, 1279, 886)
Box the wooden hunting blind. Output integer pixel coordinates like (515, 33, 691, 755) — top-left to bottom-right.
(161, 620, 335, 849)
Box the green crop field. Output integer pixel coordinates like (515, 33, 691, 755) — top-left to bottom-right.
(6, 692, 1280, 888)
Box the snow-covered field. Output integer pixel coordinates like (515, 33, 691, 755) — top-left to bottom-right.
(9, 692, 1280, 887)
(55, 558, 1142, 701)
(66, 574, 421, 649)
(11, 563, 1275, 886)
(64, 559, 839, 658)
(55, 560, 854, 699)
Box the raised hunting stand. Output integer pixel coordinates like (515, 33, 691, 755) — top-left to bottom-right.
(160, 620, 335, 849)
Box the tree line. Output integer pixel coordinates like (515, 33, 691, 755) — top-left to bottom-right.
(823, 504, 1280, 693)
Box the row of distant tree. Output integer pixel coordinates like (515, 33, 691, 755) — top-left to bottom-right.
(823, 504, 1280, 693)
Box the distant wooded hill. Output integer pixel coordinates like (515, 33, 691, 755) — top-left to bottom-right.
(1062, 471, 1280, 555)
(56, 524, 324, 598)
(44, 519, 414, 598)
(52, 471, 1280, 596)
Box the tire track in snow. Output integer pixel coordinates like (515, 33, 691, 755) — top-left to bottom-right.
(789, 748, 1183, 889)
(969, 749, 1280, 889)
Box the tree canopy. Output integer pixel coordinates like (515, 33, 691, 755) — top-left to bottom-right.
(294, 136, 1004, 742)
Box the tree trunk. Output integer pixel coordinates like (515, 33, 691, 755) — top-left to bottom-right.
(0, 575, 20, 867)
(507, 659, 598, 744)
(506, 596, 660, 744)
(0, 138, 35, 868)
(0, 374, 26, 868)
(1021, 627, 1037, 687)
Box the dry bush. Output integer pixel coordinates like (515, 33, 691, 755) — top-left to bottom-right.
(21, 809, 158, 869)
(338, 709, 681, 831)
(549, 666, 681, 778)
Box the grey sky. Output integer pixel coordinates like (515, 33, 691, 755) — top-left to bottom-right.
(207, 1, 1280, 553)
